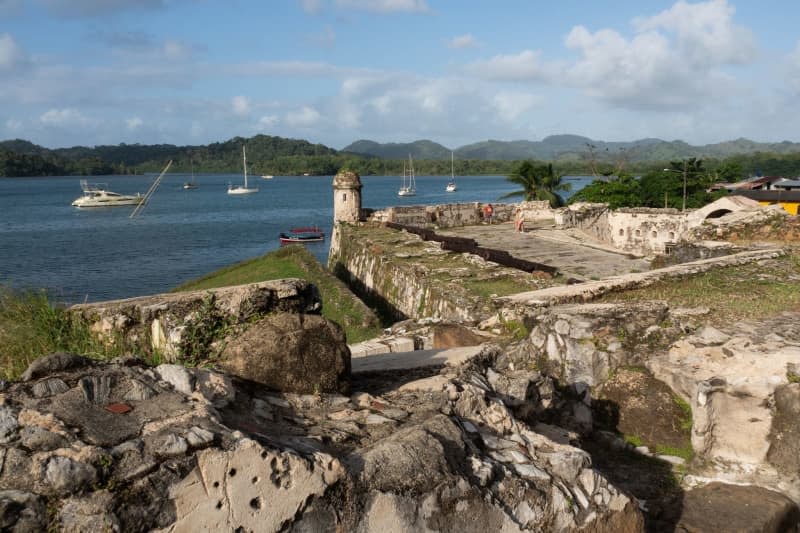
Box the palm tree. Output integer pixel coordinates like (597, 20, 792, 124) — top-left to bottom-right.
(501, 161, 571, 207)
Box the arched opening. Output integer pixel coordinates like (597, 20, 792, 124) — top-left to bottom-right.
(635, 229, 641, 237)
(669, 231, 675, 240)
(618, 229, 624, 236)
(705, 209, 731, 219)
(651, 230, 657, 238)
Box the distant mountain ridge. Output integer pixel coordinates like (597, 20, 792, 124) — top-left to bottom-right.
(342, 135, 800, 162)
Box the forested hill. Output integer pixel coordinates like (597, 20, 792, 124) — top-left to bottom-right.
(0, 135, 340, 177)
(344, 135, 800, 163)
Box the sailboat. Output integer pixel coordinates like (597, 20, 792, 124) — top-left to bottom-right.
(183, 159, 198, 189)
(227, 146, 258, 195)
(446, 152, 457, 192)
(398, 154, 417, 196)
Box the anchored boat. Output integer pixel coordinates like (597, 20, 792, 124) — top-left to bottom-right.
(71, 180, 144, 208)
(279, 226, 325, 244)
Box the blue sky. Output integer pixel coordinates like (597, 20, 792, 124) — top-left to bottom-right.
(2, 0, 800, 149)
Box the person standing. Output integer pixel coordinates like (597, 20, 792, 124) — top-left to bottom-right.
(515, 206, 525, 233)
(483, 203, 494, 224)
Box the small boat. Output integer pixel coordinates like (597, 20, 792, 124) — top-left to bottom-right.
(261, 175, 273, 180)
(279, 226, 325, 244)
(228, 146, 258, 195)
(72, 180, 144, 208)
(183, 160, 198, 189)
(398, 154, 417, 196)
(446, 152, 457, 192)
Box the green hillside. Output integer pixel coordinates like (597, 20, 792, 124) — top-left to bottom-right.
(343, 139, 451, 160)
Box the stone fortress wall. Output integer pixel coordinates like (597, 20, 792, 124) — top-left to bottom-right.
(362, 195, 763, 257)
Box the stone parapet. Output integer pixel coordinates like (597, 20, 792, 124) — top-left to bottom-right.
(70, 279, 321, 362)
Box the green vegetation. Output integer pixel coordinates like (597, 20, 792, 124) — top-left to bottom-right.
(597, 253, 800, 325)
(502, 161, 571, 207)
(0, 288, 128, 380)
(570, 158, 727, 210)
(8, 132, 800, 179)
(624, 434, 644, 447)
(178, 293, 231, 366)
(174, 246, 383, 344)
(462, 276, 536, 298)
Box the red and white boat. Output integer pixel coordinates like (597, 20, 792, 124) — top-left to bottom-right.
(279, 226, 325, 244)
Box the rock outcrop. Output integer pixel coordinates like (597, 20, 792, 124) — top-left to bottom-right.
(648, 316, 800, 500)
(0, 347, 644, 532)
(70, 279, 322, 362)
(219, 312, 351, 394)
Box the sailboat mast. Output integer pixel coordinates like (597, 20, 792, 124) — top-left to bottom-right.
(243, 145, 248, 188)
(451, 152, 454, 179)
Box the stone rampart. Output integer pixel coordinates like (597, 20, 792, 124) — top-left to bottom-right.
(70, 279, 321, 362)
(367, 202, 515, 228)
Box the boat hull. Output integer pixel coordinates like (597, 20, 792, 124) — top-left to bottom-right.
(227, 187, 258, 195)
(71, 196, 144, 207)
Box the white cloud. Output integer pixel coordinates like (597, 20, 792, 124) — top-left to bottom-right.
(447, 34, 477, 49)
(335, 0, 430, 14)
(633, 0, 756, 66)
(562, 0, 755, 111)
(0, 33, 27, 72)
(257, 115, 279, 129)
(285, 106, 321, 127)
(465, 50, 548, 82)
(126, 116, 143, 130)
(492, 92, 542, 122)
(39, 108, 90, 126)
(231, 95, 251, 116)
(299, 0, 323, 14)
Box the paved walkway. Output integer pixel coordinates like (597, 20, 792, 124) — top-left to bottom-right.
(439, 222, 651, 280)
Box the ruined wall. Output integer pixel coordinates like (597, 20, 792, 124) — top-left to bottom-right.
(556, 203, 688, 255)
(607, 209, 688, 255)
(367, 202, 515, 228)
(517, 200, 555, 223)
(328, 223, 478, 321)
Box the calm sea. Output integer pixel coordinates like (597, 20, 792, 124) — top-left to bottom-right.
(0, 173, 592, 303)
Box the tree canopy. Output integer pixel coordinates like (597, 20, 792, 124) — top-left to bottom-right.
(501, 161, 571, 207)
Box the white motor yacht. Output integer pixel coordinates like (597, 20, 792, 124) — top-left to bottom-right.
(72, 180, 144, 208)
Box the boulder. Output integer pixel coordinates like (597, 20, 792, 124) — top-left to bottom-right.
(677, 482, 800, 533)
(220, 312, 351, 394)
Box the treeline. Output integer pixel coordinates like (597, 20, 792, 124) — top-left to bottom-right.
(0, 151, 131, 177)
(4, 134, 800, 178)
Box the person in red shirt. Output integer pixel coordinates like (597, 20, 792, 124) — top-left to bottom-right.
(483, 203, 494, 224)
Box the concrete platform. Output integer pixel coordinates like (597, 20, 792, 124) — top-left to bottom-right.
(439, 222, 651, 280)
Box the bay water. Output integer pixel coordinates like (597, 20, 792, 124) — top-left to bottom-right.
(0, 173, 592, 303)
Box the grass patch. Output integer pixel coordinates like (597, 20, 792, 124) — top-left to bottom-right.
(655, 444, 694, 461)
(788, 371, 800, 384)
(174, 245, 384, 344)
(463, 276, 529, 299)
(624, 434, 644, 447)
(0, 288, 128, 380)
(674, 394, 693, 432)
(596, 254, 800, 325)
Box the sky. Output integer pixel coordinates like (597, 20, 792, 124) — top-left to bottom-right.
(2, 0, 800, 150)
